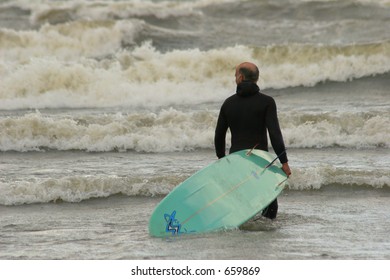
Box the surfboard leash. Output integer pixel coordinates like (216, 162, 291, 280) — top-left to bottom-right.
(265, 150, 287, 169)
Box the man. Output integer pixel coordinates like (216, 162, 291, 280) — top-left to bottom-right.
(214, 62, 291, 219)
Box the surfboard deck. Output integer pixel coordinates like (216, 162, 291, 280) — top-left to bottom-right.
(148, 149, 288, 237)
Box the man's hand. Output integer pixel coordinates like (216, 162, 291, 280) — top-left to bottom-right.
(282, 162, 292, 177)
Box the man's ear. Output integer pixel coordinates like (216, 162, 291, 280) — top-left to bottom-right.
(237, 74, 243, 83)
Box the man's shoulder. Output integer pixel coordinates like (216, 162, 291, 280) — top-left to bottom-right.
(222, 92, 275, 105)
(258, 92, 276, 104)
(225, 93, 238, 100)
(258, 91, 273, 99)
(222, 93, 238, 104)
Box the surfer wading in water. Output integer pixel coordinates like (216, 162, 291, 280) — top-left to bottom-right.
(214, 62, 291, 219)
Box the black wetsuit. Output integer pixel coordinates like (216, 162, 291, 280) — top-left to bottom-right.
(214, 81, 288, 219)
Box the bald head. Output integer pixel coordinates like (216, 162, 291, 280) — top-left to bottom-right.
(235, 62, 259, 84)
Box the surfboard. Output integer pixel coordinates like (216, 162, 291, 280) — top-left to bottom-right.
(148, 149, 288, 237)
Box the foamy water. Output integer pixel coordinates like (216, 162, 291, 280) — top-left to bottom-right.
(2, 41, 390, 109)
(1, 108, 388, 154)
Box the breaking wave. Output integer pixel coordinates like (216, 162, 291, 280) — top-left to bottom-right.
(2, 39, 390, 110)
(1, 110, 388, 152)
(1, 163, 388, 206)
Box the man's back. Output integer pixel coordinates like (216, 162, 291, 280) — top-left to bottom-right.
(214, 81, 287, 163)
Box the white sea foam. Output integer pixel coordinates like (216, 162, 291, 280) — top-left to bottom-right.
(0, 164, 388, 206)
(281, 112, 390, 149)
(6, 0, 389, 27)
(0, 19, 143, 62)
(0, 110, 388, 153)
(0, 175, 175, 206)
(288, 165, 390, 190)
(0, 110, 216, 152)
(1, 39, 390, 110)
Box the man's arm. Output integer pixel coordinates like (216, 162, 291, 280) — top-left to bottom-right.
(214, 107, 228, 159)
(266, 98, 290, 174)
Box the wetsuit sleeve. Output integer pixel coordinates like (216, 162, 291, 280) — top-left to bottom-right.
(214, 105, 228, 159)
(266, 98, 288, 164)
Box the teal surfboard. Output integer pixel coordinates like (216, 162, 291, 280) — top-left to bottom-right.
(148, 149, 288, 237)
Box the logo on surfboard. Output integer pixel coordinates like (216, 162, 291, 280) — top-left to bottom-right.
(164, 210, 194, 235)
(164, 210, 182, 235)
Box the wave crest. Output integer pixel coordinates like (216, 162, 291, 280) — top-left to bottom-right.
(2, 41, 390, 110)
(1, 110, 388, 152)
(1, 164, 388, 206)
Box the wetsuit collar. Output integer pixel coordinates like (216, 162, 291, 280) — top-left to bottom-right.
(236, 81, 260, 97)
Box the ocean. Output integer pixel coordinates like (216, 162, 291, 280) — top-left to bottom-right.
(0, 0, 389, 260)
